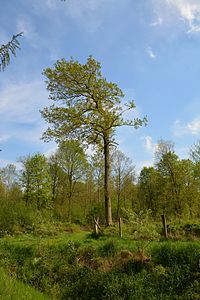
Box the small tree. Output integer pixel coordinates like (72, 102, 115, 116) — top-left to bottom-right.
(41, 56, 147, 225)
(20, 154, 52, 209)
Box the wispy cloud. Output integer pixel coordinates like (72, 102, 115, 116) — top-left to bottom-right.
(64, 0, 109, 33)
(0, 81, 47, 123)
(173, 116, 200, 136)
(32, 0, 111, 33)
(16, 15, 39, 45)
(187, 117, 200, 135)
(0, 135, 10, 143)
(136, 159, 154, 175)
(150, 16, 163, 27)
(167, 0, 200, 33)
(142, 136, 157, 153)
(147, 46, 157, 59)
(151, 0, 200, 34)
(0, 81, 50, 146)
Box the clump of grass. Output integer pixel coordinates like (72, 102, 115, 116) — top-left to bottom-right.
(98, 240, 119, 258)
(151, 241, 200, 270)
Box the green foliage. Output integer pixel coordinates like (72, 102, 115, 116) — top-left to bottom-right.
(98, 240, 118, 257)
(20, 154, 52, 209)
(0, 33, 23, 71)
(86, 203, 104, 226)
(41, 56, 146, 225)
(122, 209, 160, 241)
(165, 221, 200, 239)
(0, 233, 199, 299)
(0, 200, 35, 236)
(41, 56, 146, 145)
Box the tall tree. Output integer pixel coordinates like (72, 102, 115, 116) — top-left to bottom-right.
(41, 56, 147, 225)
(112, 149, 135, 218)
(0, 33, 23, 71)
(56, 140, 88, 222)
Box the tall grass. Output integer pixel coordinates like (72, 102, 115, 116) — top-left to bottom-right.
(0, 233, 199, 299)
(0, 268, 49, 300)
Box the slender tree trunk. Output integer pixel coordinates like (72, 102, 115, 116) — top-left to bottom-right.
(116, 192, 120, 220)
(116, 172, 121, 219)
(68, 192, 72, 223)
(119, 217, 122, 238)
(68, 177, 73, 223)
(104, 137, 112, 226)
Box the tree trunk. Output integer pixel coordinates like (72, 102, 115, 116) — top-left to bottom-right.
(161, 214, 168, 239)
(68, 193, 72, 223)
(119, 217, 122, 238)
(116, 192, 120, 220)
(104, 137, 112, 226)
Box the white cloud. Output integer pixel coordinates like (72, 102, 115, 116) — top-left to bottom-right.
(135, 159, 154, 175)
(173, 116, 200, 136)
(168, 0, 200, 33)
(0, 81, 47, 123)
(142, 136, 157, 153)
(187, 117, 200, 134)
(147, 46, 157, 59)
(0, 80, 50, 146)
(0, 135, 11, 143)
(173, 120, 188, 136)
(151, 0, 200, 34)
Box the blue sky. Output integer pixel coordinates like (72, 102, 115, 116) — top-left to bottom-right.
(1, 0, 200, 172)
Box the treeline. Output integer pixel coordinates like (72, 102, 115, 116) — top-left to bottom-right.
(0, 139, 200, 227)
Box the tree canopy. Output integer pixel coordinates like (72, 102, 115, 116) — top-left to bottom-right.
(41, 56, 147, 225)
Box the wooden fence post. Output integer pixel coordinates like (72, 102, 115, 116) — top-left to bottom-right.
(161, 214, 168, 239)
(94, 217, 100, 236)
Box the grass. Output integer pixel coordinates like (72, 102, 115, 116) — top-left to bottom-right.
(0, 268, 49, 300)
(0, 231, 199, 299)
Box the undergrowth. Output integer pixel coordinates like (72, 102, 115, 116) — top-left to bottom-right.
(0, 232, 199, 299)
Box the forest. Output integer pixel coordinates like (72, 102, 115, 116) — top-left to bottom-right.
(0, 137, 200, 229)
(0, 56, 200, 299)
(0, 19, 200, 299)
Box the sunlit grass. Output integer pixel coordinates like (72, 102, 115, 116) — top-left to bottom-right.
(0, 268, 49, 300)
